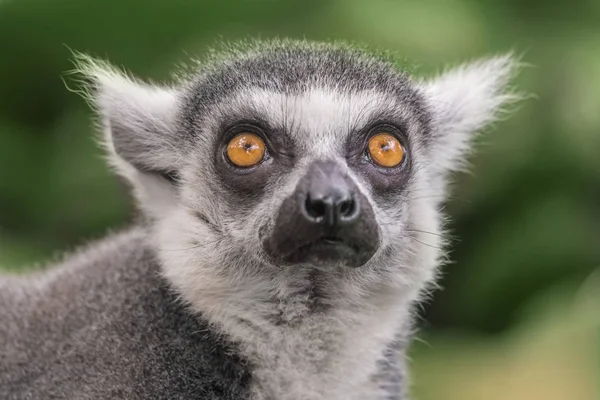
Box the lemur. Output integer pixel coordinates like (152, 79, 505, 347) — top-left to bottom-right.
(0, 39, 519, 399)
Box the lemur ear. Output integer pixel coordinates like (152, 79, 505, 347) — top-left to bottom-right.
(421, 54, 520, 186)
(73, 55, 184, 217)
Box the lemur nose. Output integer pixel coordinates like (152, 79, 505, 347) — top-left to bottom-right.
(304, 193, 358, 227)
(300, 162, 360, 228)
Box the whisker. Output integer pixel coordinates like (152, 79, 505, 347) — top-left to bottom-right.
(159, 237, 224, 252)
(406, 236, 442, 250)
(405, 229, 443, 238)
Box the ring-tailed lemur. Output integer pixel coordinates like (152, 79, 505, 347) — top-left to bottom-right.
(0, 39, 519, 399)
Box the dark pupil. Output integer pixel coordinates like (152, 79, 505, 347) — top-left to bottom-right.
(244, 143, 253, 150)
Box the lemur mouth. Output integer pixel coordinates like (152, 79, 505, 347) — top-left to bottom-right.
(282, 235, 362, 265)
(321, 236, 344, 244)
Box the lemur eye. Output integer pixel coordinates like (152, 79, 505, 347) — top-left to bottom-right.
(367, 133, 405, 168)
(226, 133, 266, 168)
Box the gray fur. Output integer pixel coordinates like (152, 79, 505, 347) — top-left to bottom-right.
(0, 229, 251, 399)
(1, 39, 518, 399)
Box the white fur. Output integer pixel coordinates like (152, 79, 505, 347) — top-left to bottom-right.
(74, 55, 183, 218)
(421, 54, 519, 179)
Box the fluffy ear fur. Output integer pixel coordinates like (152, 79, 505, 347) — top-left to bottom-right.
(72, 55, 184, 218)
(421, 54, 520, 188)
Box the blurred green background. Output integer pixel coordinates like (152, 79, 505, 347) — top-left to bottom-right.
(0, 0, 598, 398)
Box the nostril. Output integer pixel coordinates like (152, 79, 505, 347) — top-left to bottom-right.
(339, 199, 353, 216)
(338, 197, 359, 222)
(305, 195, 326, 220)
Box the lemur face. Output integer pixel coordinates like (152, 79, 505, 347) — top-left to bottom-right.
(181, 88, 428, 270)
(172, 46, 439, 272)
(79, 40, 517, 296)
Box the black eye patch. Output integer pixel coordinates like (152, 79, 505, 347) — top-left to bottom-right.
(217, 113, 297, 163)
(345, 119, 414, 197)
(210, 117, 297, 209)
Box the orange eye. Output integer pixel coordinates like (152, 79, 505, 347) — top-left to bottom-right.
(367, 133, 405, 168)
(226, 133, 266, 168)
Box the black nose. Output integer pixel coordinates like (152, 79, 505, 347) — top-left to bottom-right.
(304, 192, 358, 227)
(300, 164, 360, 228)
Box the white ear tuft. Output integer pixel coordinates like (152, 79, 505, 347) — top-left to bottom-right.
(422, 53, 522, 177)
(69, 53, 184, 218)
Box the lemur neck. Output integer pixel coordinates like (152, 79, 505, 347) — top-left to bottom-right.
(205, 268, 412, 400)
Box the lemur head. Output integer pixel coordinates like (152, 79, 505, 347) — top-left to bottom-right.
(77, 40, 517, 316)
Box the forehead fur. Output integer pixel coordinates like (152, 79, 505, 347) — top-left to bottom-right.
(200, 88, 427, 153)
(179, 40, 430, 133)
